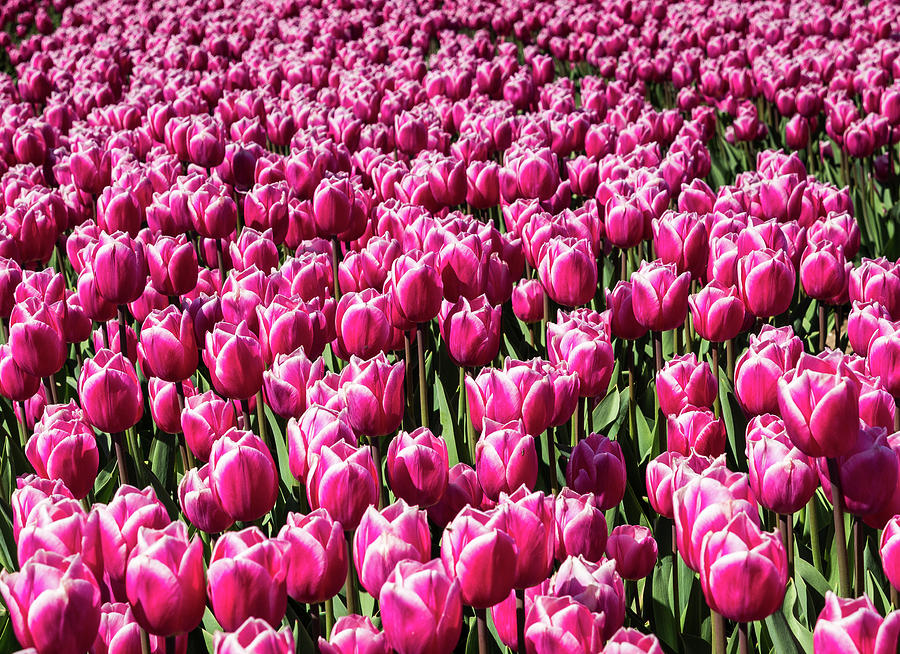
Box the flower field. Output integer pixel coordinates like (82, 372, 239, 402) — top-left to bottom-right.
(1, 0, 900, 652)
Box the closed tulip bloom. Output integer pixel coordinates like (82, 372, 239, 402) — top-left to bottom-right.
(656, 354, 718, 415)
(125, 522, 204, 637)
(554, 488, 607, 562)
(605, 196, 646, 250)
(230, 228, 279, 274)
(146, 235, 198, 297)
(667, 407, 726, 457)
(353, 500, 431, 598)
(439, 295, 501, 368)
(207, 528, 289, 632)
(208, 429, 277, 523)
(203, 322, 264, 400)
(606, 525, 658, 580)
(0, 257, 22, 318)
(313, 177, 353, 238)
(16, 496, 89, 568)
(25, 417, 98, 500)
(689, 281, 746, 343)
(380, 559, 463, 654)
(603, 628, 663, 654)
(512, 279, 544, 323)
(488, 488, 556, 589)
(735, 326, 804, 415)
(868, 322, 900, 398)
(214, 618, 294, 654)
(78, 349, 143, 434)
(0, 344, 41, 403)
(138, 307, 197, 382)
(537, 237, 597, 308)
(388, 251, 443, 324)
(645, 451, 712, 520)
(816, 425, 899, 516)
(257, 294, 330, 363)
(547, 314, 614, 398)
(605, 281, 648, 340)
(466, 365, 552, 438)
(881, 516, 900, 591)
(673, 475, 759, 572)
(848, 301, 892, 357)
(737, 248, 795, 318)
(278, 509, 347, 604)
(334, 290, 393, 360)
(92, 601, 168, 654)
(476, 418, 538, 501)
(652, 211, 709, 280)
(307, 441, 379, 531)
(12, 476, 74, 542)
(244, 184, 289, 245)
(777, 366, 860, 458)
(800, 240, 848, 302)
(428, 463, 484, 528)
(440, 506, 517, 608)
(850, 258, 900, 318)
(91, 233, 146, 306)
(178, 465, 234, 534)
(523, 594, 604, 654)
(0, 551, 100, 654)
(387, 428, 449, 507)
(189, 182, 238, 239)
(699, 512, 787, 623)
(319, 615, 388, 654)
(339, 353, 404, 437)
(263, 348, 312, 420)
(287, 406, 357, 482)
(181, 391, 238, 462)
(9, 297, 66, 378)
(631, 260, 691, 332)
(746, 415, 818, 515)
(813, 592, 900, 654)
(550, 555, 625, 640)
(565, 433, 626, 510)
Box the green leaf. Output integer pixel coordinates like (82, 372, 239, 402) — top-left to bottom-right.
(267, 405, 295, 490)
(650, 557, 681, 652)
(592, 387, 620, 432)
(764, 605, 805, 654)
(795, 558, 830, 599)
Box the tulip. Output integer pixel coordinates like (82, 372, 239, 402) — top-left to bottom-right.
(207, 528, 289, 631)
(78, 349, 143, 434)
(812, 592, 900, 654)
(0, 551, 101, 654)
(146, 235, 198, 297)
(379, 559, 463, 654)
(848, 301, 892, 357)
(439, 295, 501, 368)
(645, 451, 712, 520)
(554, 488, 607, 562)
(745, 415, 818, 515)
(287, 406, 357, 481)
(550, 555, 625, 640)
(777, 366, 860, 458)
(244, 183, 289, 245)
(656, 354, 717, 415)
(334, 290, 394, 360)
(699, 512, 788, 623)
(16, 496, 89, 567)
(257, 295, 331, 362)
(689, 282, 746, 343)
(667, 407, 726, 457)
(339, 353, 405, 437)
(181, 391, 238, 462)
(475, 419, 538, 501)
(488, 488, 556, 589)
(427, 463, 484, 528)
(9, 297, 66, 378)
(307, 441, 380, 531)
(353, 500, 431, 598)
(386, 428, 449, 507)
(537, 237, 597, 308)
(213, 618, 295, 654)
(605, 281, 648, 341)
(512, 279, 545, 324)
(388, 251, 443, 324)
(735, 326, 805, 415)
(138, 307, 197, 382)
(263, 348, 312, 419)
(800, 240, 848, 301)
(523, 594, 604, 654)
(318, 615, 388, 654)
(603, 628, 663, 654)
(178, 465, 234, 534)
(203, 322, 265, 400)
(466, 365, 554, 438)
(606, 525, 658, 580)
(868, 322, 900, 398)
(230, 228, 279, 274)
(91, 233, 146, 306)
(630, 260, 691, 332)
(313, 177, 354, 238)
(881, 516, 900, 591)
(278, 509, 347, 604)
(92, 601, 167, 654)
(208, 429, 278, 523)
(25, 415, 98, 500)
(125, 522, 205, 637)
(652, 211, 709, 280)
(547, 312, 614, 398)
(737, 248, 795, 318)
(565, 433, 626, 510)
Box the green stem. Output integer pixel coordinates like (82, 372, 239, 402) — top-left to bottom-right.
(344, 532, 360, 615)
(711, 609, 726, 654)
(255, 389, 269, 449)
(417, 326, 428, 428)
(808, 495, 824, 572)
(827, 458, 851, 597)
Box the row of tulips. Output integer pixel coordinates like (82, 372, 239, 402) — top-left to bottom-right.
(1, 0, 900, 652)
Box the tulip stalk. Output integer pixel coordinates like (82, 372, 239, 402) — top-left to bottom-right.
(417, 326, 428, 428)
(112, 431, 129, 485)
(215, 238, 226, 285)
(175, 382, 195, 471)
(854, 522, 865, 597)
(515, 588, 526, 654)
(808, 495, 824, 572)
(15, 406, 26, 449)
(826, 457, 852, 597)
(778, 513, 794, 579)
(331, 238, 342, 302)
(476, 608, 489, 654)
(711, 609, 725, 654)
(139, 628, 151, 654)
(738, 622, 749, 654)
(255, 389, 269, 449)
(818, 303, 827, 352)
(344, 532, 361, 615)
(460, 367, 476, 467)
(545, 428, 559, 494)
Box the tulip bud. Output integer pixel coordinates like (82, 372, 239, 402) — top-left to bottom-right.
(689, 281, 746, 343)
(9, 297, 66, 378)
(606, 525, 658, 580)
(631, 260, 691, 332)
(537, 236, 597, 308)
(25, 413, 98, 500)
(439, 295, 501, 368)
(812, 592, 900, 654)
(565, 433, 626, 510)
(208, 429, 278, 523)
(203, 322, 265, 400)
(214, 618, 295, 654)
(139, 307, 198, 382)
(427, 463, 484, 528)
(307, 442, 379, 531)
(512, 279, 544, 323)
(181, 391, 238, 462)
(475, 419, 538, 501)
(278, 509, 347, 604)
(318, 615, 388, 654)
(667, 407, 726, 457)
(178, 465, 234, 534)
(78, 349, 143, 434)
(554, 488, 607, 562)
(386, 428, 449, 507)
(656, 354, 717, 415)
(339, 353, 405, 437)
(550, 555, 625, 640)
(387, 251, 443, 325)
(746, 414, 818, 515)
(523, 594, 604, 654)
(146, 235, 198, 297)
(488, 488, 556, 589)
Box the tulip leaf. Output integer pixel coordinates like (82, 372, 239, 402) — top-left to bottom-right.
(0, 615, 18, 653)
(764, 605, 805, 654)
(266, 405, 295, 490)
(433, 370, 462, 467)
(0, 501, 15, 572)
(294, 618, 317, 654)
(794, 558, 830, 599)
(635, 404, 654, 463)
(464, 616, 479, 654)
(142, 465, 179, 519)
(148, 434, 173, 490)
(591, 386, 620, 433)
(650, 556, 681, 651)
